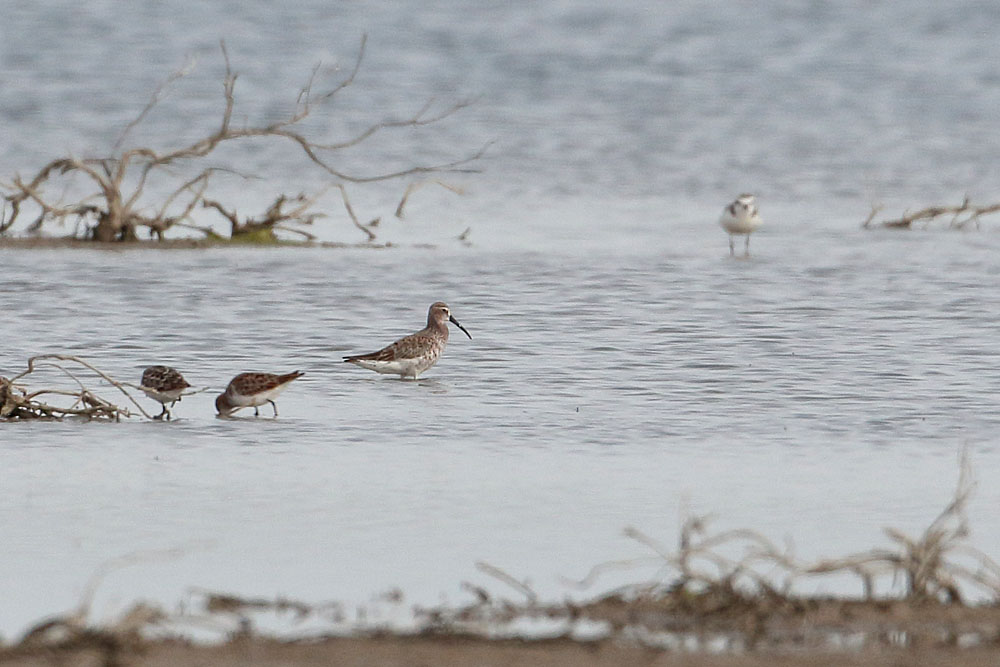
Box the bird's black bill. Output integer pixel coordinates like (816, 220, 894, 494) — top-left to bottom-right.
(450, 315, 472, 339)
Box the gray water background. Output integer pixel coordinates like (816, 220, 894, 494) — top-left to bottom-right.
(3, 0, 1000, 637)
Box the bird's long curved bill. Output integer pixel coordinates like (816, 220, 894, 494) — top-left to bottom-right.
(450, 316, 472, 339)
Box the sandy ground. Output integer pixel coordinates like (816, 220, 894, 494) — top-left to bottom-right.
(3, 635, 1000, 667)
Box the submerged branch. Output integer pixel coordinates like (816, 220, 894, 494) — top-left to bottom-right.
(864, 197, 1000, 230)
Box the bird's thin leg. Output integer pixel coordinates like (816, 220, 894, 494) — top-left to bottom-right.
(154, 404, 167, 421)
(254, 406, 260, 417)
(269, 400, 279, 417)
(729, 235, 735, 256)
(744, 235, 751, 256)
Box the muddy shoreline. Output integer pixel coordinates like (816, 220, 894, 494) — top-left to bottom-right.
(4, 634, 1000, 667)
(6, 590, 1000, 667)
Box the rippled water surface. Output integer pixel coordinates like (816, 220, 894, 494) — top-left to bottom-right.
(3, 0, 1000, 638)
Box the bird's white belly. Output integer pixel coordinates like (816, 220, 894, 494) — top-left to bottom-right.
(720, 214, 762, 235)
(353, 357, 436, 378)
(141, 387, 185, 403)
(231, 384, 290, 407)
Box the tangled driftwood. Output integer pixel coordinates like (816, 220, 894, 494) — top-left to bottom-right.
(1, 355, 154, 420)
(0, 37, 484, 243)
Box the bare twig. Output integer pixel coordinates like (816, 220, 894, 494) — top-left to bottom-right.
(0, 200, 11, 234)
(336, 184, 376, 242)
(395, 179, 466, 219)
(113, 53, 197, 151)
(861, 204, 883, 229)
(475, 561, 538, 605)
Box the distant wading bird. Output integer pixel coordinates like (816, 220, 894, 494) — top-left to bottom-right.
(215, 371, 304, 417)
(719, 193, 763, 256)
(343, 302, 472, 379)
(139, 365, 191, 420)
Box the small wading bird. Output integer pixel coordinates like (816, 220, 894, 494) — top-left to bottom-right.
(719, 193, 763, 256)
(139, 365, 191, 420)
(215, 371, 304, 417)
(343, 302, 472, 379)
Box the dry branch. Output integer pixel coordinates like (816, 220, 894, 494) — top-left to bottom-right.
(863, 197, 1000, 230)
(394, 179, 466, 219)
(1, 36, 484, 243)
(474, 561, 538, 604)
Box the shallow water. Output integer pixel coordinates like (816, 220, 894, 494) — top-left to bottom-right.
(4, 232, 1000, 636)
(3, 0, 1000, 639)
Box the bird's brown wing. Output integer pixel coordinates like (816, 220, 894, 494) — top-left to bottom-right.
(142, 366, 191, 391)
(231, 371, 303, 394)
(343, 332, 434, 362)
